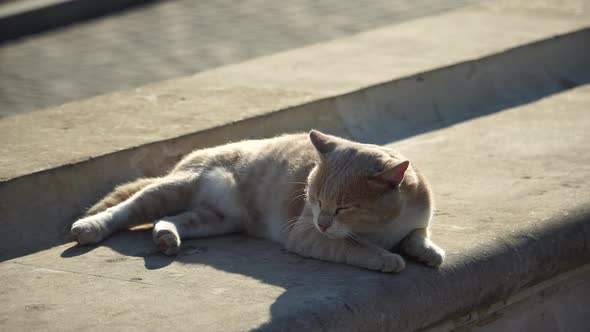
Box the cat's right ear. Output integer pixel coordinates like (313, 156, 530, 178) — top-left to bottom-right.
(369, 160, 410, 189)
(309, 130, 337, 154)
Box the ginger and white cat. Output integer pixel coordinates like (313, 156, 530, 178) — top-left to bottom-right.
(71, 131, 444, 272)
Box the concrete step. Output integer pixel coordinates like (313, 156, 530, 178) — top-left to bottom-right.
(1, 0, 588, 261)
(2, 85, 590, 331)
(0, 0, 590, 330)
(0, 0, 481, 115)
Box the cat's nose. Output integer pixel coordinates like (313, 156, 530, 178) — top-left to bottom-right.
(318, 213, 333, 233)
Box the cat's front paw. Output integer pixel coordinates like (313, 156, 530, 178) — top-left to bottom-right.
(422, 245, 445, 267)
(71, 212, 112, 245)
(402, 239, 445, 267)
(153, 228, 181, 256)
(363, 253, 405, 273)
(379, 253, 406, 273)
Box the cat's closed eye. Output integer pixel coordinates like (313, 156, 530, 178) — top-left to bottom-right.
(335, 207, 350, 215)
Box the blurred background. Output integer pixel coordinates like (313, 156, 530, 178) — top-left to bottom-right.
(0, 0, 481, 117)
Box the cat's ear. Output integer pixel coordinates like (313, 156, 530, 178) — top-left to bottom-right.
(309, 130, 337, 154)
(371, 160, 410, 188)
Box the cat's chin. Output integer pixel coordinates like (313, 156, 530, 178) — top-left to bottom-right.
(313, 226, 335, 239)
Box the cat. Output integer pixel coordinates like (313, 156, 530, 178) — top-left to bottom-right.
(71, 130, 445, 272)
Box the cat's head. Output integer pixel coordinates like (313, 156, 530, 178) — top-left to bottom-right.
(306, 130, 416, 239)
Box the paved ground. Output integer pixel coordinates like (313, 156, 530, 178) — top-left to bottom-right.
(0, 0, 480, 116)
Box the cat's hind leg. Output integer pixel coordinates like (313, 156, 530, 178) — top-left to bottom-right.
(153, 207, 243, 255)
(400, 228, 445, 267)
(71, 174, 196, 245)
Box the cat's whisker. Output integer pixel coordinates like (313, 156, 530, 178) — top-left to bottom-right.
(288, 192, 308, 204)
(348, 235, 372, 249)
(347, 232, 382, 252)
(282, 224, 296, 233)
(290, 218, 308, 228)
(284, 223, 304, 233)
(280, 216, 314, 233)
(358, 238, 380, 251)
(346, 233, 364, 246)
(287, 187, 305, 196)
(280, 216, 301, 231)
(296, 220, 314, 229)
(281, 216, 300, 223)
(282, 220, 305, 231)
(290, 219, 316, 233)
(292, 189, 306, 195)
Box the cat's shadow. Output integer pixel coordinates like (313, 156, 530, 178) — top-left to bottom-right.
(60, 229, 441, 330)
(61, 230, 178, 270)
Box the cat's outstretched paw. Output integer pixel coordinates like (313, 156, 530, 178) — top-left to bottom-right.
(71, 212, 112, 245)
(153, 228, 181, 256)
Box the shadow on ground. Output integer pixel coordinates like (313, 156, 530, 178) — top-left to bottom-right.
(339, 28, 590, 145)
(60, 229, 446, 330)
(57, 200, 590, 330)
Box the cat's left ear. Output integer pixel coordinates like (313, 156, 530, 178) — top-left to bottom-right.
(371, 160, 410, 188)
(309, 130, 337, 155)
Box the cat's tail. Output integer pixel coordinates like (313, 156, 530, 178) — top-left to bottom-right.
(84, 178, 157, 217)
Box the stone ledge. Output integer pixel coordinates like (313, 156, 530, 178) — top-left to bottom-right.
(1, 1, 590, 330)
(0, 0, 589, 260)
(1, 85, 589, 331)
(2, 0, 590, 182)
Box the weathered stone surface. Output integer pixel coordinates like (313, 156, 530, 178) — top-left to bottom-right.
(2, 0, 589, 181)
(1, 0, 588, 260)
(0, 1, 589, 330)
(0, 0, 481, 115)
(1, 86, 590, 331)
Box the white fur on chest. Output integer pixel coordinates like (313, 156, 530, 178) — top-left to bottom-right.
(376, 206, 431, 249)
(263, 209, 287, 243)
(257, 191, 290, 243)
